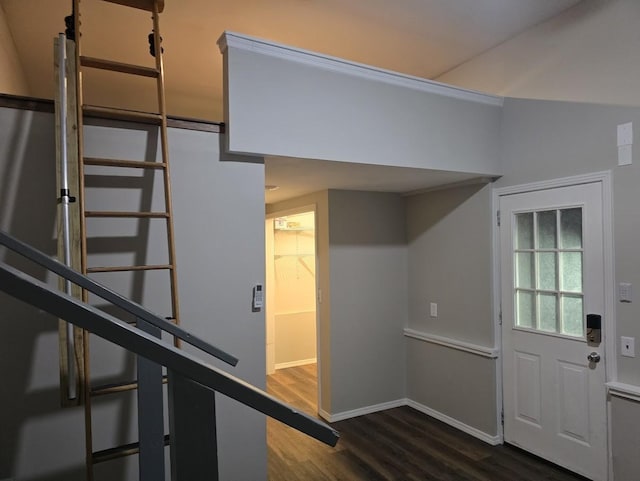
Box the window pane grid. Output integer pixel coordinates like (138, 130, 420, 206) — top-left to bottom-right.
(513, 208, 584, 338)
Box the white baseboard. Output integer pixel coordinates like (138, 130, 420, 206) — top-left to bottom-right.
(405, 399, 501, 445)
(318, 397, 500, 446)
(319, 399, 406, 423)
(275, 357, 317, 370)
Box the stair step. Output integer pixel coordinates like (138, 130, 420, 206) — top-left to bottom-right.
(83, 105, 162, 124)
(85, 211, 169, 219)
(84, 158, 167, 170)
(80, 56, 159, 78)
(87, 264, 173, 273)
(101, 0, 164, 13)
(91, 375, 168, 397)
(92, 434, 170, 464)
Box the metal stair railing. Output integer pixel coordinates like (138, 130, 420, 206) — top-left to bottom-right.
(0, 230, 237, 366)
(0, 230, 339, 480)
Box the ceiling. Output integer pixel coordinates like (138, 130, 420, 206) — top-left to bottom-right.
(2, 0, 583, 203)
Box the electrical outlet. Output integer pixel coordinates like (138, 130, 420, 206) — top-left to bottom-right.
(621, 336, 635, 358)
(619, 282, 632, 303)
(429, 302, 438, 318)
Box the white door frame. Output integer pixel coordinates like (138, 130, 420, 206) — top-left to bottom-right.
(265, 203, 322, 411)
(492, 171, 615, 478)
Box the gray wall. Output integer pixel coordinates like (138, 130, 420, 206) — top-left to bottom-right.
(404, 184, 497, 434)
(499, 98, 640, 386)
(222, 40, 503, 175)
(328, 190, 407, 413)
(498, 98, 640, 477)
(268, 190, 408, 416)
(610, 396, 640, 481)
(406, 184, 494, 344)
(406, 341, 497, 436)
(0, 107, 267, 480)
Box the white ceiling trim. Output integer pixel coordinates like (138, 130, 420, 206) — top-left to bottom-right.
(218, 31, 504, 107)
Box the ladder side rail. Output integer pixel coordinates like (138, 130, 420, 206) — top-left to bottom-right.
(0, 261, 341, 448)
(0, 230, 238, 366)
(152, 2, 182, 349)
(70, 2, 94, 474)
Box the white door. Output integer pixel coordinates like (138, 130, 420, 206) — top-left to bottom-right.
(500, 182, 607, 480)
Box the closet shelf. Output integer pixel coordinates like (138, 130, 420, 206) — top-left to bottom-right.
(274, 227, 313, 232)
(274, 253, 315, 258)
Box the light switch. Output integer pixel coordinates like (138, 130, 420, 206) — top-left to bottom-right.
(618, 122, 633, 146)
(621, 336, 635, 358)
(619, 283, 632, 303)
(429, 302, 438, 318)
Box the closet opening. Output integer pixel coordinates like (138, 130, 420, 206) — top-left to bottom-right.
(265, 208, 319, 416)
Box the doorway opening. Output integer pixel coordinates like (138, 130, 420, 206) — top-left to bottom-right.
(265, 209, 319, 415)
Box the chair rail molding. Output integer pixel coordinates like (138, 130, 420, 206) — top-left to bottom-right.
(404, 328, 499, 359)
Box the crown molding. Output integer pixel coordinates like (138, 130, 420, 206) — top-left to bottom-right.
(217, 31, 504, 107)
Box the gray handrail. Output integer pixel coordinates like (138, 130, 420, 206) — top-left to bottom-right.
(0, 261, 340, 446)
(0, 230, 238, 366)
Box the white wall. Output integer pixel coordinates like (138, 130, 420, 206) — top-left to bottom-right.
(0, 108, 267, 481)
(437, 0, 640, 106)
(0, 5, 29, 96)
(220, 33, 503, 176)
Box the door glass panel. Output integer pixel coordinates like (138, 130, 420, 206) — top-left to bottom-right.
(538, 252, 557, 290)
(516, 253, 535, 289)
(560, 208, 582, 248)
(516, 213, 534, 249)
(539, 293, 558, 332)
(516, 290, 535, 328)
(537, 211, 557, 248)
(560, 252, 583, 292)
(562, 295, 584, 337)
(513, 207, 584, 338)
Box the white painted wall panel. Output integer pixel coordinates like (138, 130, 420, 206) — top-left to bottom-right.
(221, 36, 503, 176)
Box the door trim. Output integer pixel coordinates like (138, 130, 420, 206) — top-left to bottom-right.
(265, 204, 322, 414)
(492, 171, 615, 479)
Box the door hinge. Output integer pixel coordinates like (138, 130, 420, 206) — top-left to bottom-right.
(499, 308, 502, 325)
(496, 210, 501, 227)
(501, 410, 504, 425)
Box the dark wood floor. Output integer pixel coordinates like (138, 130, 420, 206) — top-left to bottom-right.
(267, 364, 588, 481)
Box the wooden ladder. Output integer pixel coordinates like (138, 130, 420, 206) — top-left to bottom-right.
(60, 0, 180, 478)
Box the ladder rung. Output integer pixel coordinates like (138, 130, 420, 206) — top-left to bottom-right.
(83, 105, 162, 124)
(87, 264, 173, 273)
(80, 56, 159, 78)
(101, 0, 165, 12)
(84, 158, 167, 170)
(92, 434, 170, 464)
(91, 375, 168, 397)
(91, 380, 137, 396)
(85, 211, 169, 219)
